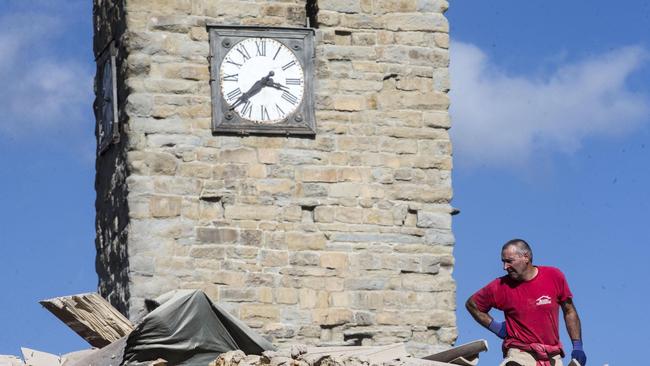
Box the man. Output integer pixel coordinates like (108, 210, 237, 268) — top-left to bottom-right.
(466, 239, 587, 366)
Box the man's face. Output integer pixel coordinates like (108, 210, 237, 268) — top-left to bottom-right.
(501, 246, 530, 281)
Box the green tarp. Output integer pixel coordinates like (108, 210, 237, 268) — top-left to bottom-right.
(123, 290, 276, 365)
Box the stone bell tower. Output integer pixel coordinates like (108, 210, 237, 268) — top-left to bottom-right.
(93, 0, 455, 356)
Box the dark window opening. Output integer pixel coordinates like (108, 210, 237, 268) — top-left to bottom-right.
(306, 0, 318, 28)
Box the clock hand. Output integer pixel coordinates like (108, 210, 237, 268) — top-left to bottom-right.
(265, 78, 289, 91)
(230, 71, 275, 110)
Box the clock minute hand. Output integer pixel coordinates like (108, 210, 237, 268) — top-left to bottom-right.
(229, 71, 275, 110)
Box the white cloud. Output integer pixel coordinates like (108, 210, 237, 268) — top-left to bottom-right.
(450, 41, 650, 167)
(0, 11, 93, 137)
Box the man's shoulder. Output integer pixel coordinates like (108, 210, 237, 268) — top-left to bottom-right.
(538, 265, 565, 276)
(537, 266, 570, 284)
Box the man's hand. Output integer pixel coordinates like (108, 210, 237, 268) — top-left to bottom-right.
(571, 339, 587, 366)
(488, 320, 507, 339)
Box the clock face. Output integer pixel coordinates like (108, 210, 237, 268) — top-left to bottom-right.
(219, 38, 305, 124)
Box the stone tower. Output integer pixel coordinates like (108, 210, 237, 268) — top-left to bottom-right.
(93, 0, 454, 355)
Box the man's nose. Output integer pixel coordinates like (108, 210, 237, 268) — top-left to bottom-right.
(503, 262, 510, 270)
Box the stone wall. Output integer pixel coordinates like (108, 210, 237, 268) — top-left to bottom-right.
(94, 0, 130, 315)
(93, 0, 455, 356)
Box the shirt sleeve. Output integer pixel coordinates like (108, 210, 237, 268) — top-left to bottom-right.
(554, 267, 573, 303)
(472, 280, 497, 313)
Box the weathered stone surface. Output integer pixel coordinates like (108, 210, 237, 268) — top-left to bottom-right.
(95, 0, 454, 355)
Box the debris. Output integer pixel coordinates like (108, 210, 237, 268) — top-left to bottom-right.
(21, 348, 62, 366)
(36, 289, 489, 366)
(0, 355, 25, 366)
(421, 340, 488, 366)
(40, 293, 134, 348)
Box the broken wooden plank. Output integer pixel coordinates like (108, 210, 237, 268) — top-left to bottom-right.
(397, 358, 468, 366)
(422, 340, 488, 363)
(40, 293, 134, 348)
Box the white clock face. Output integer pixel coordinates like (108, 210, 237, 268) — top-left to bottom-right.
(220, 38, 305, 123)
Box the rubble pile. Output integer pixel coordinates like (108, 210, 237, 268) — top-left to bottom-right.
(1, 291, 488, 366)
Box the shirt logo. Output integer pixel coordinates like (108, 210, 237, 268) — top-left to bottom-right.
(536, 295, 552, 305)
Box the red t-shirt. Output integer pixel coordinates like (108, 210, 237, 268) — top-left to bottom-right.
(472, 266, 573, 352)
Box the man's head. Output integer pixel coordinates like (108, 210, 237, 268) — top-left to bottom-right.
(501, 239, 535, 281)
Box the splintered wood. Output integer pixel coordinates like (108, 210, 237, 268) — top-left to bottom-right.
(39, 293, 134, 348)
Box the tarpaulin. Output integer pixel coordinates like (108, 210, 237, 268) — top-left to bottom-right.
(122, 290, 275, 365)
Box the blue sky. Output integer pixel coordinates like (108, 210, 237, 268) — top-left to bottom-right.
(0, 1, 648, 365)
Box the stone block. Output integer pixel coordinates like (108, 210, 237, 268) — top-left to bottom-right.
(212, 271, 246, 287)
(240, 304, 280, 321)
(260, 250, 289, 267)
(141, 152, 178, 175)
(299, 288, 318, 309)
(219, 287, 257, 302)
(298, 167, 338, 182)
(219, 148, 257, 163)
(275, 288, 298, 304)
(329, 183, 362, 198)
(224, 205, 279, 221)
(319, 252, 349, 270)
(319, 0, 362, 13)
(287, 232, 327, 250)
(373, 0, 417, 14)
(282, 206, 302, 222)
(255, 179, 294, 195)
(149, 195, 182, 217)
(178, 162, 213, 179)
(196, 227, 239, 244)
(189, 245, 226, 260)
(259, 287, 273, 303)
(240, 229, 262, 246)
(416, 211, 451, 229)
(312, 308, 353, 326)
(290, 251, 320, 266)
(381, 13, 448, 32)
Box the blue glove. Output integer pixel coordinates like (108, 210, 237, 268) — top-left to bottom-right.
(571, 339, 587, 366)
(487, 320, 507, 339)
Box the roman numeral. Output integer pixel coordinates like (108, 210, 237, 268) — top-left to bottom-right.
(255, 39, 266, 56)
(241, 100, 253, 118)
(223, 73, 238, 82)
(285, 78, 302, 85)
(282, 60, 296, 71)
(236, 44, 251, 61)
(226, 88, 242, 101)
(260, 105, 270, 120)
(225, 58, 242, 68)
(275, 103, 285, 118)
(273, 45, 282, 60)
(281, 91, 298, 105)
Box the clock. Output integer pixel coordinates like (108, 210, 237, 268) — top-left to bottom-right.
(94, 41, 119, 154)
(207, 26, 315, 135)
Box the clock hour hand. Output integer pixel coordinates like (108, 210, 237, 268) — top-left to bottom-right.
(229, 71, 275, 110)
(265, 78, 289, 91)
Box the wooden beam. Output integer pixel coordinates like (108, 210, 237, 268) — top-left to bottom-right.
(422, 340, 488, 364)
(40, 293, 134, 348)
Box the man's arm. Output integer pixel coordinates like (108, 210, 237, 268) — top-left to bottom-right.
(466, 297, 506, 338)
(465, 297, 493, 327)
(561, 298, 586, 365)
(560, 298, 582, 340)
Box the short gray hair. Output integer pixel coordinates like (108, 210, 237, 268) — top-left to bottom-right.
(502, 239, 533, 262)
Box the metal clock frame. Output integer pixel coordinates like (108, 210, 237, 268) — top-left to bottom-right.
(94, 41, 120, 154)
(207, 25, 316, 136)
